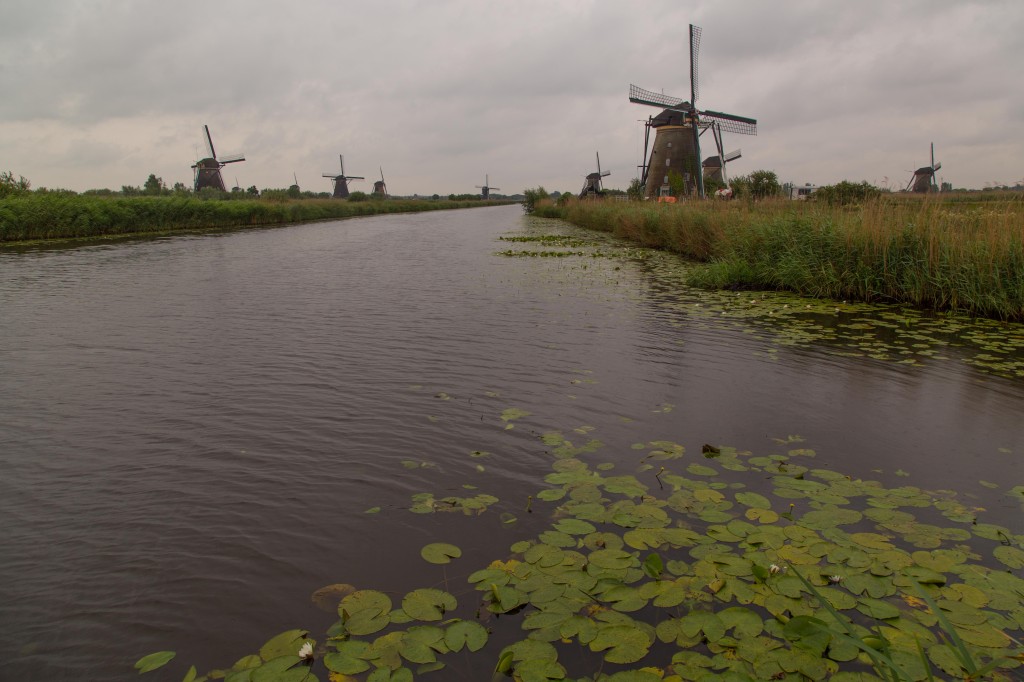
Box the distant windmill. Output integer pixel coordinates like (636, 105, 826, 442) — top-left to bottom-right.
(629, 24, 757, 199)
(475, 175, 500, 199)
(579, 151, 611, 199)
(192, 125, 245, 192)
(323, 155, 364, 198)
(372, 167, 389, 198)
(289, 172, 300, 194)
(701, 123, 742, 185)
(906, 143, 941, 193)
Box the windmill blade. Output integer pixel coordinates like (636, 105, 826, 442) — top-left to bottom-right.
(380, 167, 385, 182)
(600, 170, 611, 177)
(339, 155, 345, 176)
(346, 176, 365, 181)
(219, 153, 245, 163)
(489, 187, 500, 191)
(629, 84, 688, 110)
(724, 149, 742, 162)
(689, 24, 702, 106)
(323, 173, 337, 178)
(698, 109, 757, 135)
(203, 125, 216, 159)
(932, 161, 942, 172)
(596, 151, 602, 176)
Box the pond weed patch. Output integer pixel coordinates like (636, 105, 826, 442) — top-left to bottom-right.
(139, 410, 1024, 681)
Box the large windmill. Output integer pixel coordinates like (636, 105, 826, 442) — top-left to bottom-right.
(629, 24, 757, 199)
(475, 175, 500, 199)
(906, 143, 941, 193)
(579, 151, 611, 199)
(372, 167, 389, 198)
(323, 155, 364, 198)
(192, 125, 245, 192)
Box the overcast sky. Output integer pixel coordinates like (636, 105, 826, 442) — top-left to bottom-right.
(2, 0, 1021, 195)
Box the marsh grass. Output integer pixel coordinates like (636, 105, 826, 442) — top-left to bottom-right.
(0, 194, 507, 244)
(536, 194, 1024, 320)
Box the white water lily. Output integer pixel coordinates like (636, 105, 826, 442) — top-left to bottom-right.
(828, 575, 843, 584)
(298, 641, 313, 660)
(769, 564, 783, 575)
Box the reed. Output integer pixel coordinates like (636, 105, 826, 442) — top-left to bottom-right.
(0, 194, 508, 244)
(535, 194, 1024, 321)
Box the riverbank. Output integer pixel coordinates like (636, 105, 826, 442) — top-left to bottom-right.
(0, 194, 514, 244)
(534, 194, 1024, 321)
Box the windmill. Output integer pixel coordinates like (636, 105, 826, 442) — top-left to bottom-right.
(579, 151, 611, 199)
(323, 155, 364, 198)
(701, 123, 742, 185)
(629, 24, 757, 199)
(192, 125, 245, 192)
(475, 175, 500, 199)
(372, 167, 389, 198)
(906, 143, 941, 193)
(289, 172, 300, 194)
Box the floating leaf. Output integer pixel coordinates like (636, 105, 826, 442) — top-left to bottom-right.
(420, 542, 462, 565)
(259, 630, 309, 662)
(589, 624, 652, 664)
(134, 651, 175, 674)
(402, 588, 456, 621)
(444, 621, 488, 652)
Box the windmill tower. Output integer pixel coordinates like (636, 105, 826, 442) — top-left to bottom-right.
(579, 152, 611, 199)
(372, 167, 389, 198)
(289, 172, 300, 194)
(192, 125, 245, 191)
(323, 155, 364, 198)
(907, 143, 941, 193)
(475, 175, 500, 199)
(629, 24, 757, 199)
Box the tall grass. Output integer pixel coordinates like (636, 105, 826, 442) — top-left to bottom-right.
(535, 194, 1024, 321)
(0, 194, 508, 244)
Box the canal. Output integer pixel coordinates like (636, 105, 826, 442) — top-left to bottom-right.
(1, 204, 1021, 680)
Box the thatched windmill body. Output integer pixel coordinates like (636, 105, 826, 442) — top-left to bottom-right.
(476, 175, 499, 199)
(579, 152, 611, 199)
(192, 125, 245, 191)
(907, 143, 941, 193)
(323, 155, 364, 198)
(629, 24, 757, 199)
(372, 167, 389, 198)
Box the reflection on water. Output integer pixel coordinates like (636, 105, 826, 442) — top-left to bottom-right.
(0, 206, 1021, 680)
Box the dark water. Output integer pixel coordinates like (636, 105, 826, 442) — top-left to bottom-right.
(0, 205, 1021, 680)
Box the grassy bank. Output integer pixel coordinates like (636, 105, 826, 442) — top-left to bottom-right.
(535, 194, 1024, 321)
(0, 194, 513, 244)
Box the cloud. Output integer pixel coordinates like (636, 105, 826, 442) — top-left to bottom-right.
(0, 0, 1021, 193)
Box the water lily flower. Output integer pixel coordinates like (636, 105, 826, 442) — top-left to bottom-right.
(828, 575, 843, 584)
(769, 564, 783, 575)
(298, 642, 313, 660)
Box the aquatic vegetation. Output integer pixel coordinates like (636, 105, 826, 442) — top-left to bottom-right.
(533, 195, 1024, 321)
(499, 225, 1024, 379)
(139, 413, 1023, 681)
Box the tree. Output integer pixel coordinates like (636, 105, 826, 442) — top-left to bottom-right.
(626, 178, 644, 200)
(247, 185, 259, 196)
(143, 174, 166, 196)
(172, 182, 190, 195)
(749, 170, 781, 199)
(0, 170, 31, 197)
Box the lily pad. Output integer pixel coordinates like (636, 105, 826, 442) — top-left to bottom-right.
(420, 543, 462, 565)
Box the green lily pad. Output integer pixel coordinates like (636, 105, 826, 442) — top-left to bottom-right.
(402, 588, 456, 621)
(134, 651, 175, 673)
(258, 630, 309, 661)
(444, 620, 488, 652)
(420, 542, 462, 565)
(588, 624, 652, 664)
